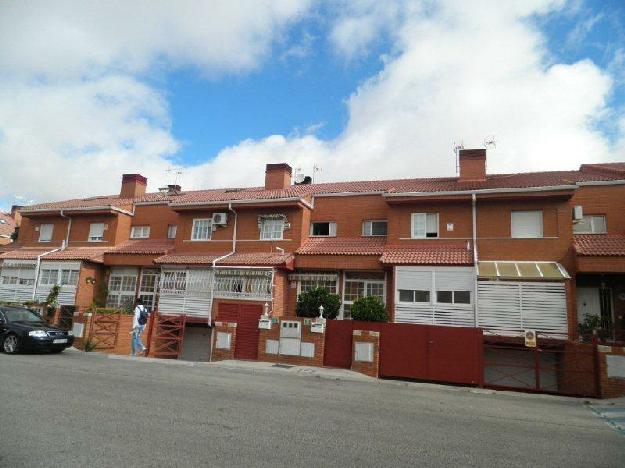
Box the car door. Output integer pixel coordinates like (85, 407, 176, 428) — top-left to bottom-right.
(0, 311, 7, 338)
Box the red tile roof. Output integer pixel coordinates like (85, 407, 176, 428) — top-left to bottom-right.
(154, 251, 293, 266)
(106, 240, 175, 255)
(19, 162, 625, 213)
(0, 246, 108, 263)
(0, 247, 54, 260)
(154, 254, 219, 265)
(0, 212, 16, 238)
(381, 244, 474, 265)
(296, 237, 386, 256)
(219, 252, 294, 266)
(574, 235, 625, 257)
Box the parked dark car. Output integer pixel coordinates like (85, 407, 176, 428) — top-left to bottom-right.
(0, 305, 74, 354)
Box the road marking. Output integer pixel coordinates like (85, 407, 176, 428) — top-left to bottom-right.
(589, 405, 625, 435)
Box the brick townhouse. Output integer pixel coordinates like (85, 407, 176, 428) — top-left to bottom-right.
(1, 150, 624, 358)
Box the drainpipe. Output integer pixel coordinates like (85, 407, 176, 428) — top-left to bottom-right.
(60, 209, 72, 247)
(208, 203, 238, 325)
(32, 247, 63, 300)
(472, 193, 479, 326)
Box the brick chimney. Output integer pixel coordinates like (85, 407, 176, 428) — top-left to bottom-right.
(265, 163, 292, 190)
(10, 205, 22, 227)
(120, 174, 148, 198)
(458, 149, 487, 182)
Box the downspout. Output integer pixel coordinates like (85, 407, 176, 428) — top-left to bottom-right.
(32, 247, 63, 300)
(472, 193, 479, 327)
(209, 203, 238, 325)
(60, 209, 72, 247)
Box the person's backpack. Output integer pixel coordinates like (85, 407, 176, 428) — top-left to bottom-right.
(137, 305, 149, 326)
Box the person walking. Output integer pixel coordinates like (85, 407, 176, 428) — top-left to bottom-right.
(131, 298, 149, 356)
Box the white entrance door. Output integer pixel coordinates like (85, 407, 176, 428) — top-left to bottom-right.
(576, 287, 601, 324)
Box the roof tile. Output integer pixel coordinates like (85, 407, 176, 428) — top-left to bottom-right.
(296, 237, 386, 256)
(106, 240, 175, 255)
(381, 244, 473, 265)
(574, 235, 625, 257)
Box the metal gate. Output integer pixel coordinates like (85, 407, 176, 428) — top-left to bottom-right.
(217, 303, 263, 360)
(483, 340, 600, 397)
(323, 320, 483, 385)
(89, 313, 121, 350)
(152, 314, 187, 359)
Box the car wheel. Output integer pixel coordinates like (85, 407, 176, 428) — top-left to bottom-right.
(3, 334, 20, 354)
(50, 349, 64, 354)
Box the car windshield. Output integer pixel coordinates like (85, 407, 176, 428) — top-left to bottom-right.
(1, 307, 45, 324)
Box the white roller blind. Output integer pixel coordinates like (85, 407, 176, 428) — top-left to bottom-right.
(511, 211, 543, 238)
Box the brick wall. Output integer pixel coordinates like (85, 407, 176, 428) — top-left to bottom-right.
(210, 321, 237, 361)
(598, 345, 625, 398)
(257, 317, 325, 367)
(351, 329, 380, 377)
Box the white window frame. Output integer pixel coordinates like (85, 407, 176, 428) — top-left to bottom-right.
(435, 290, 472, 305)
(310, 221, 337, 237)
(573, 215, 607, 234)
(260, 217, 284, 240)
(341, 272, 386, 320)
(38, 224, 54, 242)
(362, 220, 388, 237)
(88, 223, 105, 242)
(397, 289, 431, 304)
(191, 219, 212, 241)
(106, 272, 138, 309)
(296, 276, 339, 297)
(511, 210, 543, 239)
(167, 224, 177, 239)
(130, 225, 151, 239)
(411, 213, 439, 239)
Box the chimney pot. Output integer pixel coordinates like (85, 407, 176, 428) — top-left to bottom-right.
(458, 149, 487, 182)
(120, 174, 148, 198)
(265, 163, 292, 190)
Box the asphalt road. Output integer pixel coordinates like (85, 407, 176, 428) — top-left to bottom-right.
(1, 351, 623, 467)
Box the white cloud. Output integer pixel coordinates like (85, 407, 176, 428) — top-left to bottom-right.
(0, 0, 623, 209)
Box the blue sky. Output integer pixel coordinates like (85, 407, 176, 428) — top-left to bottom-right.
(1, 0, 625, 210)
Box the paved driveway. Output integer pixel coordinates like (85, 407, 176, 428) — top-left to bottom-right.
(0, 351, 623, 467)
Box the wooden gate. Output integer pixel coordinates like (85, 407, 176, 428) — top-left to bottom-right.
(57, 306, 75, 331)
(89, 313, 121, 350)
(217, 303, 263, 360)
(323, 320, 483, 386)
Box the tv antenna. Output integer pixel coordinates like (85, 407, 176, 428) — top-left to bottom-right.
(484, 136, 496, 150)
(165, 167, 183, 185)
(312, 164, 323, 183)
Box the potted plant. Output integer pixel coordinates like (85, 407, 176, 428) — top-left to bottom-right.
(350, 296, 389, 322)
(296, 287, 341, 319)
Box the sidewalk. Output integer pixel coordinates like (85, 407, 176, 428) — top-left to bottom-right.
(588, 397, 625, 435)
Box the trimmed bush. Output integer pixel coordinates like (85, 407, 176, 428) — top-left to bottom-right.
(296, 287, 341, 319)
(350, 296, 388, 322)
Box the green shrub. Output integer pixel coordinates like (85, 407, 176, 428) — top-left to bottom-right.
(296, 287, 341, 319)
(350, 296, 388, 322)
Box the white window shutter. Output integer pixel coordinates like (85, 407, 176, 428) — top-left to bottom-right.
(329, 222, 337, 237)
(412, 214, 425, 238)
(511, 211, 543, 238)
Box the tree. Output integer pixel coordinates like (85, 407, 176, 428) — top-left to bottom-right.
(350, 296, 388, 322)
(296, 287, 341, 319)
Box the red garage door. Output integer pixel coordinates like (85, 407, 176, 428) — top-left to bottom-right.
(217, 303, 263, 360)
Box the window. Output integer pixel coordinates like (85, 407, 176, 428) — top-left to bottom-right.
(38, 224, 54, 242)
(138, 269, 159, 311)
(573, 215, 607, 234)
(161, 270, 187, 292)
(106, 273, 138, 309)
(362, 220, 387, 236)
(130, 225, 150, 239)
(511, 211, 543, 238)
(167, 224, 177, 239)
(342, 272, 385, 319)
(260, 217, 284, 240)
(398, 289, 430, 303)
(60, 269, 80, 286)
(191, 219, 212, 241)
(213, 269, 273, 300)
(411, 213, 438, 238)
(88, 223, 105, 242)
(1, 265, 36, 286)
(299, 279, 338, 295)
(310, 221, 337, 237)
(436, 290, 471, 304)
(39, 269, 59, 286)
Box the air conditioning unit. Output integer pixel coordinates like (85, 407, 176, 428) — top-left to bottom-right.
(212, 212, 228, 225)
(573, 205, 583, 221)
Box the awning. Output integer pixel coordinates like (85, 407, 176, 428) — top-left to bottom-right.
(477, 261, 569, 280)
